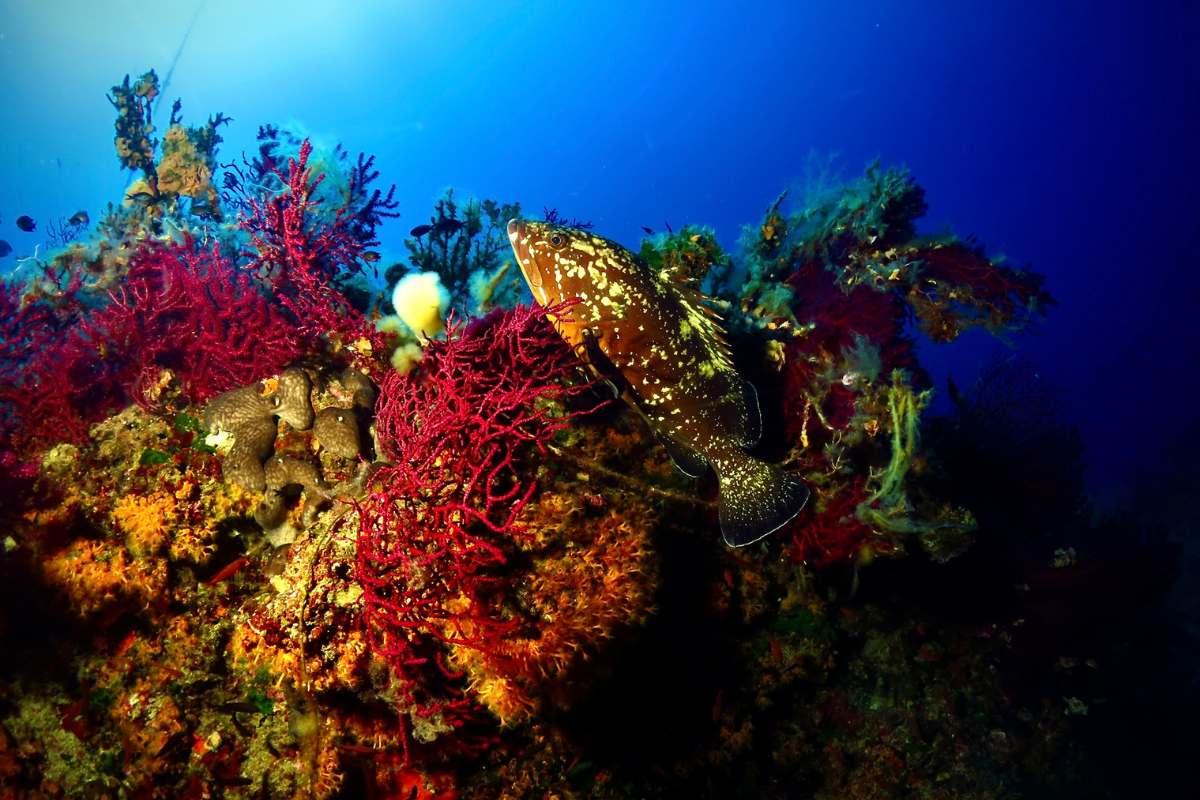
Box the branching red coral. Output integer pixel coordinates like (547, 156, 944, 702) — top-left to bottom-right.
(786, 479, 888, 567)
(90, 239, 311, 404)
(0, 239, 310, 450)
(782, 260, 915, 445)
(238, 138, 394, 374)
(787, 259, 913, 368)
(909, 240, 1052, 341)
(354, 302, 596, 755)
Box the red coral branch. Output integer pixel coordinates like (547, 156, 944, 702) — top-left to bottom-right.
(912, 241, 1052, 341)
(786, 479, 888, 567)
(0, 239, 309, 451)
(355, 303, 596, 756)
(90, 239, 310, 403)
(238, 139, 393, 374)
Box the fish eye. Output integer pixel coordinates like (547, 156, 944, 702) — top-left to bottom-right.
(549, 233, 566, 249)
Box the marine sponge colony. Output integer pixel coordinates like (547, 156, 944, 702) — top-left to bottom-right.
(0, 70, 1146, 799)
(204, 366, 375, 531)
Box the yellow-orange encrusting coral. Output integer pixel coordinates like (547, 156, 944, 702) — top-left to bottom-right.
(448, 492, 659, 726)
(111, 491, 178, 557)
(42, 539, 167, 617)
(156, 125, 219, 208)
(226, 514, 367, 694)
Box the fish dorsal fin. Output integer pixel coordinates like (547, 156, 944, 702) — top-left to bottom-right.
(670, 279, 735, 369)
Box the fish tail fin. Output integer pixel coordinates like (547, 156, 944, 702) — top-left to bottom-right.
(713, 449, 810, 547)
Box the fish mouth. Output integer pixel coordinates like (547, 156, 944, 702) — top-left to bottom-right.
(507, 219, 544, 291)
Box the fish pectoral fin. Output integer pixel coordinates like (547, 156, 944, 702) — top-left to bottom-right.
(712, 450, 809, 547)
(655, 431, 709, 478)
(578, 331, 630, 393)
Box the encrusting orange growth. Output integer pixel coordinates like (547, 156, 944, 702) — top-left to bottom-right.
(229, 624, 369, 694)
(42, 539, 167, 617)
(448, 497, 659, 726)
(111, 491, 178, 557)
(227, 519, 368, 694)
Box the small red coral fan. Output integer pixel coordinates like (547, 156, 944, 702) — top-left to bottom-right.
(787, 478, 893, 567)
(778, 262, 917, 566)
(90, 239, 310, 404)
(782, 259, 915, 446)
(909, 240, 1051, 342)
(355, 303, 595, 756)
(0, 239, 309, 450)
(239, 138, 393, 377)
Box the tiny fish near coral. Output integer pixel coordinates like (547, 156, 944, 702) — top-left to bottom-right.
(507, 219, 809, 546)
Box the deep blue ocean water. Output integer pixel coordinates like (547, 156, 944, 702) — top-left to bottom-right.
(1, 0, 1196, 507)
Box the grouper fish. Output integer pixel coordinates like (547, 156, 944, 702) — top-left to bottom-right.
(507, 219, 809, 547)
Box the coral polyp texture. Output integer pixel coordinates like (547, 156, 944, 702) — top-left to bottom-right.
(2, 70, 1150, 800)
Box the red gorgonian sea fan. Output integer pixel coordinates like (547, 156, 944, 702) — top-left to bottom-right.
(238, 138, 397, 377)
(0, 238, 309, 450)
(90, 239, 311, 404)
(354, 302, 597, 755)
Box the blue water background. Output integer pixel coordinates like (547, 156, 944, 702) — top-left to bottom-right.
(1, 1, 1196, 510)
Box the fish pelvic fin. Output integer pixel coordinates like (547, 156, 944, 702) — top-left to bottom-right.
(711, 445, 809, 547)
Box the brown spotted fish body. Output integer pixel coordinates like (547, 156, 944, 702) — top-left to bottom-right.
(507, 219, 809, 546)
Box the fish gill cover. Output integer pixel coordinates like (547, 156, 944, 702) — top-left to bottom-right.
(0, 69, 1184, 800)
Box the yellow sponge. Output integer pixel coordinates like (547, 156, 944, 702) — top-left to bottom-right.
(391, 271, 450, 337)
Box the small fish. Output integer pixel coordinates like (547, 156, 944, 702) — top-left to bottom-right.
(641, 226, 654, 235)
(435, 217, 465, 235)
(410, 218, 467, 239)
(0, 240, 11, 257)
(507, 220, 809, 546)
(15, 215, 36, 232)
(68, 210, 89, 226)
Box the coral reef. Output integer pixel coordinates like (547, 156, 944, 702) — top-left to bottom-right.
(4, 68, 1181, 800)
(659, 162, 1052, 568)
